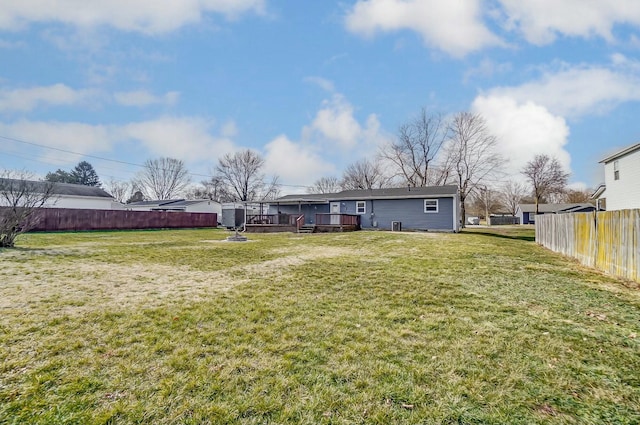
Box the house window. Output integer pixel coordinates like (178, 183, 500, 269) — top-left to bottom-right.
(356, 201, 366, 214)
(424, 199, 438, 213)
(614, 160, 620, 180)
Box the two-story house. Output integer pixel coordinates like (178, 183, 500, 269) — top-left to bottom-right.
(593, 143, 640, 211)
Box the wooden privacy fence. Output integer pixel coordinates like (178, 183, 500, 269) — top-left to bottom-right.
(536, 210, 640, 282)
(21, 208, 217, 231)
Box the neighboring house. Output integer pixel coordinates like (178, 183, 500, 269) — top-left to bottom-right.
(0, 178, 120, 210)
(593, 142, 640, 211)
(126, 199, 222, 216)
(591, 184, 606, 211)
(270, 185, 460, 232)
(516, 203, 596, 225)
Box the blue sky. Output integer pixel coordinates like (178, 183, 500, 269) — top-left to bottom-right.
(1, 0, 640, 193)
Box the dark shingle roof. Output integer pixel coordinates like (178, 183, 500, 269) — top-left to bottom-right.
(0, 178, 113, 198)
(518, 203, 595, 213)
(275, 185, 458, 204)
(127, 199, 217, 208)
(127, 199, 183, 207)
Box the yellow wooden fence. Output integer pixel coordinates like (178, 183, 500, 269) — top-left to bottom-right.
(536, 209, 640, 283)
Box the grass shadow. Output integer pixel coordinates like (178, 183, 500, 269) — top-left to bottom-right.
(462, 227, 535, 242)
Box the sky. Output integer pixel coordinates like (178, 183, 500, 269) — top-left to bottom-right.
(1, 0, 640, 194)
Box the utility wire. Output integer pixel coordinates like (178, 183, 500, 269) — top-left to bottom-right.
(0, 134, 312, 189)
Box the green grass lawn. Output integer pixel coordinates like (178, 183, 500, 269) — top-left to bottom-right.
(1, 227, 639, 424)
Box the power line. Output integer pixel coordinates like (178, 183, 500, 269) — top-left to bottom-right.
(0, 133, 312, 189)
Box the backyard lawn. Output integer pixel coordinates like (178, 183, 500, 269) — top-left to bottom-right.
(1, 227, 638, 424)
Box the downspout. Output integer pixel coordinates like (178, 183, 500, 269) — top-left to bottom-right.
(370, 199, 375, 227)
(452, 194, 459, 232)
(243, 202, 247, 232)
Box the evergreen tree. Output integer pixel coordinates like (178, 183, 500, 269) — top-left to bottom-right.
(71, 161, 101, 187)
(45, 169, 75, 183)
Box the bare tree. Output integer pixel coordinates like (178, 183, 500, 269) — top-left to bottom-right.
(340, 158, 391, 190)
(188, 176, 230, 202)
(470, 186, 502, 220)
(381, 108, 451, 186)
(134, 157, 191, 200)
(104, 179, 132, 204)
(447, 112, 504, 226)
(215, 150, 279, 202)
(521, 154, 569, 214)
(499, 181, 528, 216)
(563, 188, 594, 204)
(310, 176, 341, 194)
(0, 171, 54, 248)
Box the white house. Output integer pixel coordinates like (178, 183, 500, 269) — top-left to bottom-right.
(49, 183, 122, 210)
(1, 178, 121, 210)
(594, 143, 640, 211)
(126, 199, 222, 216)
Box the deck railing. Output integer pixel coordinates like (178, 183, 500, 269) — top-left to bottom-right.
(315, 213, 360, 226)
(246, 213, 297, 225)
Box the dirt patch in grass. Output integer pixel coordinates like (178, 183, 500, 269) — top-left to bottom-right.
(0, 245, 357, 315)
(0, 260, 234, 314)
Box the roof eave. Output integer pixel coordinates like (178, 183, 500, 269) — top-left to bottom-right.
(599, 142, 640, 163)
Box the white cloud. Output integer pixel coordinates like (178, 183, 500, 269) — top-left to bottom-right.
(305, 93, 387, 150)
(0, 84, 96, 112)
(119, 116, 235, 162)
(344, 1, 640, 56)
(0, 38, 25, 49)
(464, 59, 512, 82)
(472, 95, 571, 180)
(0, 84, 184, 112)
(220, 121, 238, 138)
(498, 0, 640, 45)
(483, 61, 640, 118)
(0, 120, 113, 155)
(113, 90, 180, 107)
(262, 83, 389, 187)
(0, 0, 265, 34)
(304, 76, 335, 92)
(344, 0, 503, 57)
(308, 94, 364, 149)
(263, 135, 335, 187)
(0, 116, 237, 176)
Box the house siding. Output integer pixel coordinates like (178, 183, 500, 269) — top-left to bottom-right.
(343, 197, 455, 231)
(603, 149, 640, 210)
(46, 195, 115, 210)
(184, 201, 222, 215)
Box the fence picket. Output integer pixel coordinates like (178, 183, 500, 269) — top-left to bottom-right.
(2, 207, 218, 232)
(536, 210, 639, 283)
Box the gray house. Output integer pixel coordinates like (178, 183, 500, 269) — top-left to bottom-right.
(268, 185, 460, 232)
(516, 203, 596, 225)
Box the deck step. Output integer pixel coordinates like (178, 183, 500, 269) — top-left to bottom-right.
(298, 225, 316, 234)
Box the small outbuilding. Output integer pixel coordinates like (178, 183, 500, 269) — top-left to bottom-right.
(516, 203, 596, 225)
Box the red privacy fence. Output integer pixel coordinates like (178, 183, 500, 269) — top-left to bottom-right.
(17, 208, 218, 231)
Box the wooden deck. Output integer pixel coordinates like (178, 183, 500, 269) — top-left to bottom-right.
(244, 213, 360, 233)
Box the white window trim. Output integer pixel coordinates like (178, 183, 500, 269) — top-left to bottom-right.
(356, 201, 366, 214)
(424, 199, 439, 213)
